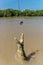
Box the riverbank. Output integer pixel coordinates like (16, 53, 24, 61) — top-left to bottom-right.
(0, 9, 43, 17)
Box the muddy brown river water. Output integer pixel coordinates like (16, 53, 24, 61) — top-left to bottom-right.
(0, 17, 43, 65)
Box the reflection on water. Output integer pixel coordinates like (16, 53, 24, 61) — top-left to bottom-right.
(0, 17, 43, 65)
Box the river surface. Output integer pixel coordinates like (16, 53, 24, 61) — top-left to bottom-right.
(0, 17, 43, 65)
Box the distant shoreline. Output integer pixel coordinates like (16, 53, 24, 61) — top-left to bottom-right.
(0, 16, 43, 18)
(0, 9, 43, 17)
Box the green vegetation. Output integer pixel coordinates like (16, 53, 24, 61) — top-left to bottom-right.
(0, 9, 43, 17)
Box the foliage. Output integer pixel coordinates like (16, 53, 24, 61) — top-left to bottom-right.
(0, 9, 43, 17)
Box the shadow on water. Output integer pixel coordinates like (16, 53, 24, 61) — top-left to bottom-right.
(25, 50, 39, 61)
(25, 52, 36, 61)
